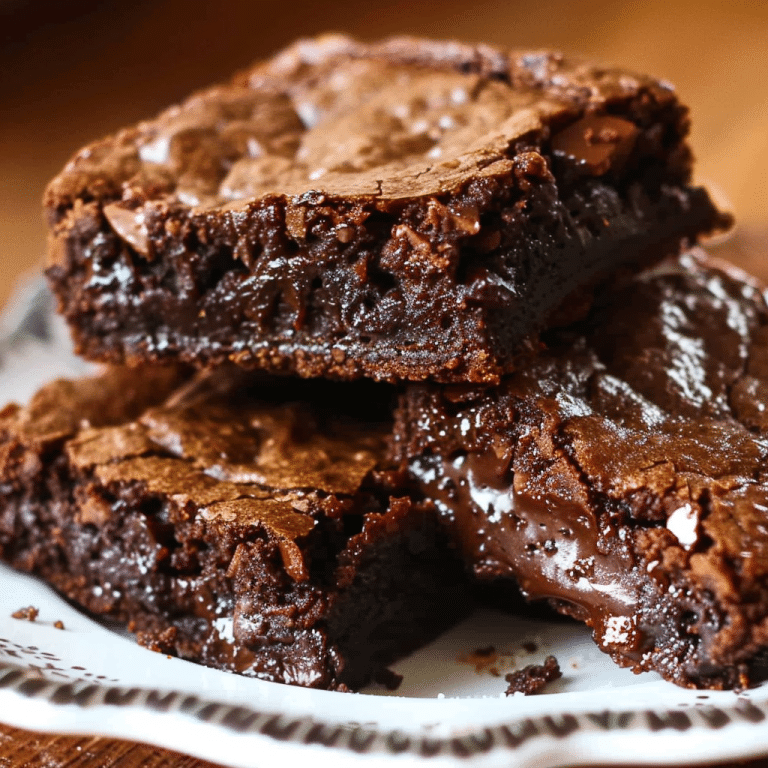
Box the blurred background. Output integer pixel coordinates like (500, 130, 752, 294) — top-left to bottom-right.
(1, 0, 767, 310)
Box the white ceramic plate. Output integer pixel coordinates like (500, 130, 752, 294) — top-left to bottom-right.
(0, 280, 767, 768)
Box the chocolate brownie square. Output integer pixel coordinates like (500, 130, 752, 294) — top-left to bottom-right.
(45, 34, 727, 384)
(0, 365, 469, 690)
(393, 251, 768, 689)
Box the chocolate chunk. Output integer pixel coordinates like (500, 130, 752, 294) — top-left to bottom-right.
(45, 34, 728, 384)
(551, 114, 639, 175)
(102, 202, 152, 258)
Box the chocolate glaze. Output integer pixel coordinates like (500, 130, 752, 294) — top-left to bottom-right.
(394, 251, 768, 689)
(45, 34, 728, 383)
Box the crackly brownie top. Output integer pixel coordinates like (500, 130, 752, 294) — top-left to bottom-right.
(46, 33, 683, 222)
(0, 367, 390, 559)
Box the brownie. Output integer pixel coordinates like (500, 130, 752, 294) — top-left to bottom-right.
(0, 365, 470, 690)
(45, 34, 727, 384)
(392, 251, 768, 689)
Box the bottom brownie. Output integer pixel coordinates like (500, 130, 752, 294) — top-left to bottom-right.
(393, 251, 768, 690)
(0, 365, 470, 690)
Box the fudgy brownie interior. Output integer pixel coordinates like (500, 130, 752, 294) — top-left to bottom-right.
(393, 252, 768, 689)
(45, 34, 727, 383)
(0, 365, 470, 690)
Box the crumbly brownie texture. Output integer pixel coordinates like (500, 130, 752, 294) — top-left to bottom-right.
(504, 656, 562, 696)
(393, 251, 768, 689)
(0, 365, 470, 690)
(46, 34, 727, 383)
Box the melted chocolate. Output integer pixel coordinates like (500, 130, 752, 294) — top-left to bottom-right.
(394, 251, 768, 689)
(412, 450, 639, 646)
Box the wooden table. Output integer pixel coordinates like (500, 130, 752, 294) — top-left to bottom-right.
(1, 0, 767, 764)
(2, 721, 768, 768)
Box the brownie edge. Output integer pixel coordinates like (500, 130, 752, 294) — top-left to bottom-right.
(45, 34, 728, 383)
(0, 366, 470, 690)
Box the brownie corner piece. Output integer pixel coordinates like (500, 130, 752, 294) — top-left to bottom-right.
(0, 366, 470, 690)
(393, 250, 768, 689)
(45, 34, 728, 383)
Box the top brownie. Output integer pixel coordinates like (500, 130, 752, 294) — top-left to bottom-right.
(46, 34, 728, 382)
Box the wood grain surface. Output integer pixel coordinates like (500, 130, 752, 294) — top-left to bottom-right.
(0, 723, 221, 767)
(1, 0, 767, 765)
(1, 721, 767, 768)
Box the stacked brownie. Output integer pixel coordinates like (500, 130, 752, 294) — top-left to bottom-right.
(3, 34, 764, 691)
(393, 252, 768, 689)
(0, 366, 471, 689)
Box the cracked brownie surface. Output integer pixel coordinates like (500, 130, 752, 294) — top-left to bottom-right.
(46, 34, 727, 383)
(393, 251, 768, 689)
(0, 365, 469, 690)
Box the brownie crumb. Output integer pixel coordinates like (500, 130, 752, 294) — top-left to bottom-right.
(136, 626, 178, 655)
(11, 606, 39, 622)
(53, 620, 65, 630)
(373, 667, 404, 691)
(522, 641, 538, 653)
(457, 646, 501, 674)
(505, 656, 562, 696)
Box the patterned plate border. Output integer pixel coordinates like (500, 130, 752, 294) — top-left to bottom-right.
(1, 658, 767, 768)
